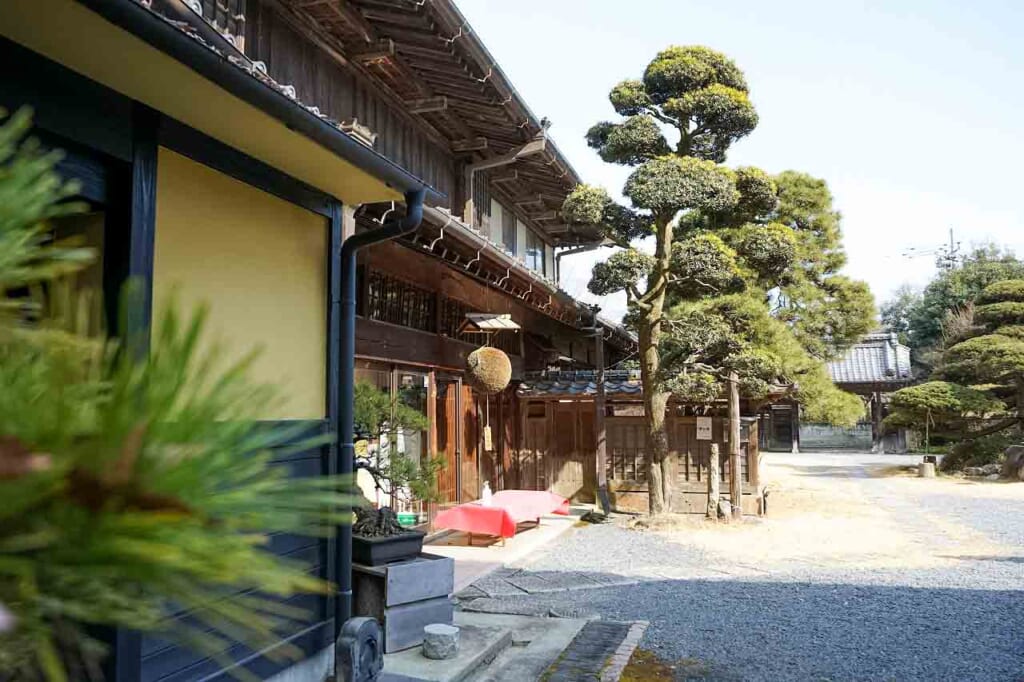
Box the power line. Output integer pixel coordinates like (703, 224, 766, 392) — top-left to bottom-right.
(901, 228, 961, 270)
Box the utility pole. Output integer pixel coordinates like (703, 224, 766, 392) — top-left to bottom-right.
(592, 306, 611, 515)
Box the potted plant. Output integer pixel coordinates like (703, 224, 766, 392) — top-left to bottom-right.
(351, 381, 445, 565)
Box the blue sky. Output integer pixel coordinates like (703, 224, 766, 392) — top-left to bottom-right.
(457, 0, 1024, 321)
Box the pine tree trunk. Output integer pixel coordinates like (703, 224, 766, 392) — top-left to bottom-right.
(640, 320, 669, 514)
(639, 216, 674, 515)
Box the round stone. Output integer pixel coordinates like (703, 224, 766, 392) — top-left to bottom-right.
(422, 623, 460, 660)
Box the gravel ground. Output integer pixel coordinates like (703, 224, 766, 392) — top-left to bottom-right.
(470, 453, 1024, 681)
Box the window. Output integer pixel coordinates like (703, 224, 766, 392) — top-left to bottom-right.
(502, 205, 517, 253)
(365, 270, 437, 332)
(526, 230, 546, 275)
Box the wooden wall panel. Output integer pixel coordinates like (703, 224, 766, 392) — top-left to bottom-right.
(246, 2, 456, 204)
(460, 385, 479, 501)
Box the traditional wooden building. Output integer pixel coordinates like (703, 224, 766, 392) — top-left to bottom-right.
(1, 0, 635, 678)
(760, 331, 913, 453)
(516, 371, 767, 516)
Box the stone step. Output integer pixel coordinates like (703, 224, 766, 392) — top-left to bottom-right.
(382, 618, 512, 682)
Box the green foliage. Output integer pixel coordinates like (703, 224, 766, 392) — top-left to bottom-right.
(662, 84, 758, 156)
(561, 184, 649, 246)
(0, 109, 93, 325)
(587, 116, 670, 165)
(660, 293, 863, 425)
(732, 166, 778, 221)
(732, 223, 797, 285)
(884, 381, 1006, 440)
(608, 79, 653, 116)
(940, 433, 1018, 473)
(0, 110, 353, 680)
(884, 245, 1024, 357)
(589, 248, 655, 296)
(777, 275, 876, 360)
(668, 233, 744, 299)
(352, 380, 444, 505)
(624, 156, 737, 215)
(642, 46, 748, 104)
(976, 279, 1024, 305)
(880, 284, 922, 346)
(941, 333, 1024, 386)
(565, 46, 866, 510)
(561, 184, 609, 226)
(974, 301, 1024, 330)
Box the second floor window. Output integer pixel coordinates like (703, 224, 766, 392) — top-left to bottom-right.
(502, 208, 517, 254)
(526, 230, 546, 275)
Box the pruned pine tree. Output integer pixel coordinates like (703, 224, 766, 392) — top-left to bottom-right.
(563, 47, 871, 513)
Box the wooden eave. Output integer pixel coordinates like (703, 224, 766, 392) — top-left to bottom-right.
(279, 0, 595, 245)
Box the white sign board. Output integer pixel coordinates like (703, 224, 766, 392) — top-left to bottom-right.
(696, 417, 713, 441)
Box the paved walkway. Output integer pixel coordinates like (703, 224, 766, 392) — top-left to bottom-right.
(457, 452, 1024, 681)
(425, 511, 578, 592)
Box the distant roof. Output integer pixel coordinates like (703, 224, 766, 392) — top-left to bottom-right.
(518, 370, 643, 399)
(828, 331, 912, 388)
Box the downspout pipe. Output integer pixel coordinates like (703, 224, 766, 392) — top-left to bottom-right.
(335, 188, 426, 637)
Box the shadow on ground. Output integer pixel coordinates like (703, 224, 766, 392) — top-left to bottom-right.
(942, 554, 1024, 564)
(462, 568, 1024, 681)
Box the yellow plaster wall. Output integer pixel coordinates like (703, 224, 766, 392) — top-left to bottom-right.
(153, 148, 326, 419)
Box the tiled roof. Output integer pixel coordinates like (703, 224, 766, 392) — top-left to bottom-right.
(518, 371, 643, 398)
(828, 331, 913, 386)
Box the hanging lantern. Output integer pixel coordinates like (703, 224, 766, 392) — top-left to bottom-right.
(465, 346, 511, 395)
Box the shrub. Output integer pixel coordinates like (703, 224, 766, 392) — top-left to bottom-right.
(939, 432, 1018, 472)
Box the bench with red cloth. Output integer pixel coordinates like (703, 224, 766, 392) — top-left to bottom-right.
(432, 490, 570, 540)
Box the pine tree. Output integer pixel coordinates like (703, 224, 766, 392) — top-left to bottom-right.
(0, 109, 353, 680)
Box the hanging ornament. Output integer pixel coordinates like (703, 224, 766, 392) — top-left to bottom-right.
(465, 346, 511, 395)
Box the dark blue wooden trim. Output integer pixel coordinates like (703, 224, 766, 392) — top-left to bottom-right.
(0, 36, 134, 162)
(158, 118, 334, 219)
(324, 202, 343, 652)
(124, 104, 159, 357)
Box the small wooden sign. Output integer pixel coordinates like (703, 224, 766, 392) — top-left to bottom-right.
(696, 417, 713, 441)
(483, 425, 493, 452)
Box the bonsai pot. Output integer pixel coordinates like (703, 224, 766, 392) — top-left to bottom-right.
(352, 530, 426, 566)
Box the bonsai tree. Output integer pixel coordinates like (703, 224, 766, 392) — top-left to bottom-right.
(563, 47, 871, 512)
(353, 380, 445, 514)
(0, 109, 354, 679)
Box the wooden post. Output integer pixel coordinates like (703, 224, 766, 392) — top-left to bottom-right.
(790, 402, 801, 454)
(594, 322, 611, 515)
(729, 371, 743, 520)
(707, 442, 720, 519)
(871, 392, 884, 453)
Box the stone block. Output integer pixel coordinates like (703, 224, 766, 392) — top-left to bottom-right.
(422, 623, 460, 660)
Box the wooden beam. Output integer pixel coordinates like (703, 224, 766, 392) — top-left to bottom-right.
(406, 96, 448, 114)
(529, 211, 559, 222)
(351, 38, 396, 64)
(491, 170, 519, 184)
(452, 137, 489, 153)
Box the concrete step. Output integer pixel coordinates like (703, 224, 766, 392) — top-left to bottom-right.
(461, 613, 589, 682)
(382, 616, 513, 682)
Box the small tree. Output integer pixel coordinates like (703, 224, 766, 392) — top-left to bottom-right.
(353, 380, 444, 507)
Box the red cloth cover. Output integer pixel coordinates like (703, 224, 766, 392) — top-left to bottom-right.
(433, 490, 569, 538)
